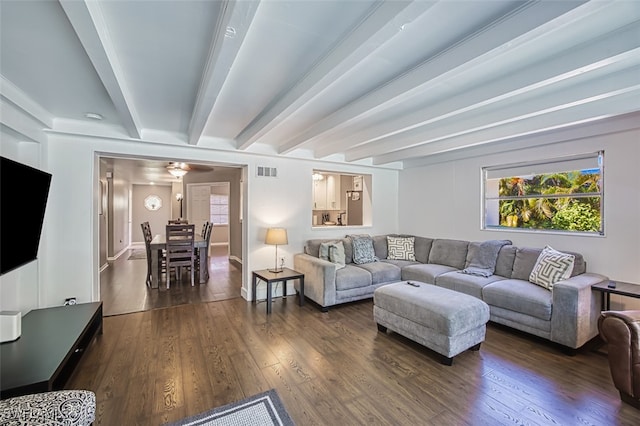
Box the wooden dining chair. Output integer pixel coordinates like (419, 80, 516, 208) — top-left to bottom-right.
(168, 219, 188, 225)
(196, 222, 213, 281)
(165, 224, 196, 288)
(141, 222, 153, 287)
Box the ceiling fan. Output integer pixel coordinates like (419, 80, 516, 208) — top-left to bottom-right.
(166, 162, 191, 178)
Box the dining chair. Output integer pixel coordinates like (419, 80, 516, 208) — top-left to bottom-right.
(168, 219, 188, 225)
(201, 221, 210, 238)
(165, 224, 196, 288)
(196, 222, 213, 281)
(141, 222, 153, 287)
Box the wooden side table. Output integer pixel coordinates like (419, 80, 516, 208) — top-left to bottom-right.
(592, 280, 640, 311)
(252, 268, 304, 314)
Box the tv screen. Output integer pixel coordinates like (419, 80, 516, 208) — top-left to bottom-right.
(1, 156, 52, 275)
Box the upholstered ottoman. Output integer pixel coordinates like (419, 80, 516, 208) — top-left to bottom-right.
(374, 281, 490, 365)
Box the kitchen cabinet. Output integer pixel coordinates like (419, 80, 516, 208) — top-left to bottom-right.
(313, 173, 341, 210)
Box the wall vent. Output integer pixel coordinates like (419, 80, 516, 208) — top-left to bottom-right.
(257, 166, 277, 177)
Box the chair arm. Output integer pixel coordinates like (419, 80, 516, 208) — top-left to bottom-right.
(598, 310, 640, 399)
(294, 253, 337, 308)
(550, 273, 608, 348)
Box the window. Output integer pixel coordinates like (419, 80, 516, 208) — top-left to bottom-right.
(483, 152, 603, 235)
(210, 185, 229, 225)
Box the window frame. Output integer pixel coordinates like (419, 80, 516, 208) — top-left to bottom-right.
(481, 151, 604, 236)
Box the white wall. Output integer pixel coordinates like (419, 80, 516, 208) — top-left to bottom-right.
(25, 133, 399, 308)
(0, 136, 46, 314)
(398, 126, 640, 309)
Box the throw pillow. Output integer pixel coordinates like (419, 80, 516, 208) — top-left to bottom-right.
(529, 245, 575, 290)
(387, 236, 416, 261)
(350, 234, 377, 264)
(319, 241, 337, 261)
(329, 241, 346, 269)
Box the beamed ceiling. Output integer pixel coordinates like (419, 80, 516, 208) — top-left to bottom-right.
(1, 0, 639, 176)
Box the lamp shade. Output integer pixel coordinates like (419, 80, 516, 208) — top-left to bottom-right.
(265, 228, 288, 245)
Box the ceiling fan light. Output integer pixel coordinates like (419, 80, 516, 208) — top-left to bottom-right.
(167, 164, 188, 178)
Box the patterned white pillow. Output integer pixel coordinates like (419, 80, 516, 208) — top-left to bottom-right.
(529, 246, 575, 290)
(387, 236, 416, 261)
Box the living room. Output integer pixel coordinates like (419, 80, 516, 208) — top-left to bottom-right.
(1, 0, 640, 424)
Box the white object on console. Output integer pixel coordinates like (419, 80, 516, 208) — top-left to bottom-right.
(0, 311, 22, 343)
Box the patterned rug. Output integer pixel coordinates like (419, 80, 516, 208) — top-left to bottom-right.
(165, 389, 294, 426)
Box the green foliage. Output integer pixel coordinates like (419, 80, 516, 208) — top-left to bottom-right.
(497, 171, 601, 233)
(551, 202, 601, 231)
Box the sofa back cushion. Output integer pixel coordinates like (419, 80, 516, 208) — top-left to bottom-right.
(428, 239, 469, 269)
(511, 247, 586, 280)
(414, 236, 434, 264)
(305, 238, 354, 264)
(494, 245, 517, 278)
(372, 235, 389, 259)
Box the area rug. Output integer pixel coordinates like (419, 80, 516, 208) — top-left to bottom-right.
(165, 389, 294, 426)
(127, 249, 146, 260)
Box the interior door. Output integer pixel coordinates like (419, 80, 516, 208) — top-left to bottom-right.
(188, 184, 211, 235)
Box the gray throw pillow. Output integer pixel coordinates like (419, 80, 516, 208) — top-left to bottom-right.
(350, 235, 376, 264)
(329, 241, 346, 269)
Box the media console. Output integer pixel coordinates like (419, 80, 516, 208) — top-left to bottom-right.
(0, 302, 103, 399)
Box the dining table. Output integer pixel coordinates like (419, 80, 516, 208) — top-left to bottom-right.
(149, 233, 209, 288)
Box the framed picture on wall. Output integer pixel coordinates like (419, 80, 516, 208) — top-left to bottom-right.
(353, 175, 363, 190)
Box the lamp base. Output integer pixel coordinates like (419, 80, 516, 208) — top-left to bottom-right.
(268, 268, 284, 273)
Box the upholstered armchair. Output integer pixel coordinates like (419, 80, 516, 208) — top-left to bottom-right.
(598, 310, 640, 409)
(0, 390, 96, 425)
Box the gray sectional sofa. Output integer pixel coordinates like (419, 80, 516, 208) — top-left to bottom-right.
(293, 235, 608, 350)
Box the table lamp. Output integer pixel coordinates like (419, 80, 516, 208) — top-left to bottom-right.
(265, 227, 288, 273)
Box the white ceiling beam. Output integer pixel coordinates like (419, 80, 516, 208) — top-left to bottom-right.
(0, 76, 53, 128)
(315, 24, 640, 159)
(277, 0, 590, 155)
(401, 111, 640, 169)
(372, 88, 640, 165)
(234, 0, 426, 150)
(344, 53, 640, 162)
(188, 0, 260, 146)
(0, 99, 48, 144)
(60, 0, 142, 139)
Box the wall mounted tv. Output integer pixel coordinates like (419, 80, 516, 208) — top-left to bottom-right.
(1, 156, 52, 275)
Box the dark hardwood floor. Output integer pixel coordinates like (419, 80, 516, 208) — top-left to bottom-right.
(68, 288, 640, 425)
(100, 245, 242, 316)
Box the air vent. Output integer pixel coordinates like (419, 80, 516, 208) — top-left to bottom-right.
(257, 166, 277, 178)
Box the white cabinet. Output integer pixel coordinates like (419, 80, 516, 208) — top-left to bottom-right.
(313, 173, 341, 210)
(313, 178, 327, 209)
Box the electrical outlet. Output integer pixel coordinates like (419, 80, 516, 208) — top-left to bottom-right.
(279, 256, 285, 268)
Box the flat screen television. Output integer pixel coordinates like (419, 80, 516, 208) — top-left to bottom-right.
(1, 156, 52, 275)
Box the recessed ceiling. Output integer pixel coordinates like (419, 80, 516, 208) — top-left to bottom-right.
(2, 0, 639, 169)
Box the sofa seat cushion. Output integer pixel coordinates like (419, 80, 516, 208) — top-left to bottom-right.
(435, 271, 506, 299)
(401, 263, 457, 284)
(355, 262, 401, 285)
(482, 279, 553, 321)
(335, 265, 372, 291)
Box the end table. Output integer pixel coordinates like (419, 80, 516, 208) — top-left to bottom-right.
(252, 268, 304, 314)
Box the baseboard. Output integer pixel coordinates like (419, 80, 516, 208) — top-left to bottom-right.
(229, 255, 242, 267)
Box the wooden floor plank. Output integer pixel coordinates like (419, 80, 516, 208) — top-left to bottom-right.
(66, 256, 640, 425)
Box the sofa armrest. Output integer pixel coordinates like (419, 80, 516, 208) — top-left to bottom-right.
(294, 253, 338, 308)
(550, 273, 608, 348)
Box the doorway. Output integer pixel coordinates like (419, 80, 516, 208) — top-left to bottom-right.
(96, 155, 245, 316)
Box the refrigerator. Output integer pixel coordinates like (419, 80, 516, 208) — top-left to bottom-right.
(346, 191, 363, 226)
